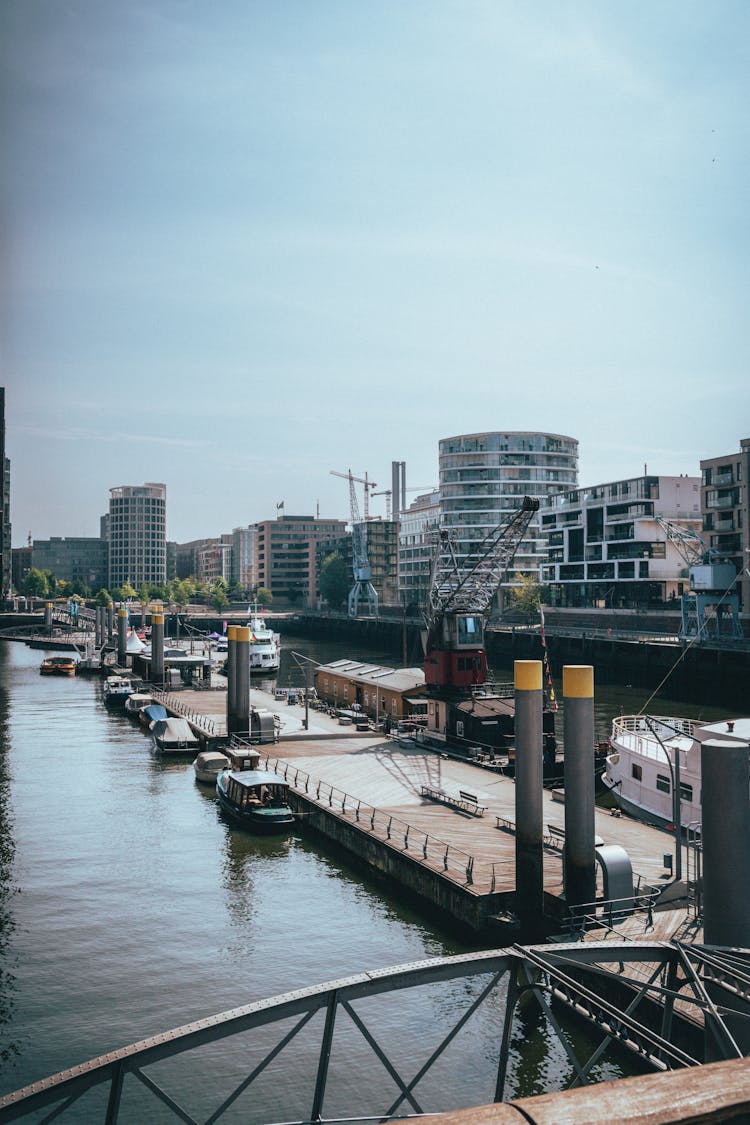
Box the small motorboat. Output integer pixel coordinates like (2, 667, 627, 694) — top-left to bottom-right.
(124, 692, 154, 719)
(194, 750, 229, 784)
(103, 675, 135, 705)
(216, 768, 295, 834)
(40, 655, 77, 677)
(140, 703, 168, 729)
(151, 717, 200, 753)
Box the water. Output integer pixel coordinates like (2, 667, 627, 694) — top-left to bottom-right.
(0, 634, 730, 1119)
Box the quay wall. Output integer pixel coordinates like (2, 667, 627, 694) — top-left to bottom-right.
(287, 789, 510, 937)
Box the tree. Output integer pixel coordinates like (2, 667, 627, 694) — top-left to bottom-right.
(211, 583, 229, 611)
(138, 584, 151, 622)
(94, 588, 113, 608)
(116, 582, 137, 602)
(509, 571, 545, 615)
(319, 553, 350, 610)
(23, 568, 49, 598)
(255, 587, 273, 607)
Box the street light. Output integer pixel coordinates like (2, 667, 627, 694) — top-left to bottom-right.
(643, 716, 683, 881)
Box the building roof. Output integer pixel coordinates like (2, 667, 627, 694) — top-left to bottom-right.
(316, 659, 425, 693)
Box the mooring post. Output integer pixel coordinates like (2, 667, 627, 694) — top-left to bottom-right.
(563, 665, 596, 911)
(226, 625, 238, 736)
(514, 659, 544, 934)
(150, 613, 164, 686)
(117, 607, 128, 668)
(235, 626, 251, 737)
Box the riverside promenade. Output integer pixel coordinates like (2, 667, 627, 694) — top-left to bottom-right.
(158, 679, 684, 937)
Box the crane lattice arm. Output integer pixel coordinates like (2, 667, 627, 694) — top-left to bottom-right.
(424, 496, 539, 647)
(655, 517, 706, 568)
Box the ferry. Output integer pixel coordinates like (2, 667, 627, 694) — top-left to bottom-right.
(39, 655, 77, 677)
(216, 767, 295, 833)
(247, 603, 281, 674)
(602, 714, 750, 828)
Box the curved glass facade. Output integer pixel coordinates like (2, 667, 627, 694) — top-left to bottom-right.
(438, 432, 579, 592)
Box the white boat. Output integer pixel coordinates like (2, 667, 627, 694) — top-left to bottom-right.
(247, 603, 280, 673)
(124, 692, 154, 718)
(151, 716, 200, 754)
(194, 749, 229, 783)
(602, 714, 750, 829)
(103, 675, 135, 706)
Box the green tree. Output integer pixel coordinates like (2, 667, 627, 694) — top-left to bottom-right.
(255, 587, 273, 607)
(23, 568, 50, 598)
(509, 572, 545, 615)
(319, 553, 350, 610)
(116, 582, 137, 602)
(94, 588, 113, 607)
(211, 583, 229, 611)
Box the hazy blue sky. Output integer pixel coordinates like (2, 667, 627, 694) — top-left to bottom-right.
(2, 1, 748, 545)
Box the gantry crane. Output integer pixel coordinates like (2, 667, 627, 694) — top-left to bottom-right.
(655, 517, 742, 640)
(422, 496, 539, 691)
(331, 468, 379, 618)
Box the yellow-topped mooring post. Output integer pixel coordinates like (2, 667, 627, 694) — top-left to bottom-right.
(514, 660, 544, 934)
(150, 613, 164, 686)
(44, 601, 53, 630)
(234, 626, 251, 737)
(562, 665, 596, 910)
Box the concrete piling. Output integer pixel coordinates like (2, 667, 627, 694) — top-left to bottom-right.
(563, 665, 596, 910)
(150, 614, 164, 686)
(235, 626, 251, 736)
(514, 660, 544, 932)
(226, 626, 238, 736)
(117, 608, 128, 667)
(44, 601, 53, 630)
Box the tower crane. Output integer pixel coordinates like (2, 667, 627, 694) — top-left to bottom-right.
(422, 496, 539, 691)
(330, 469, 379, 618)
(654, 516, 705, 569)
(371, 490, 392, 520)
(655, 516, 742, 640)
(330, 469, 376, 521)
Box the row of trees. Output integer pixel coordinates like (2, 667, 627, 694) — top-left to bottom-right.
(20, 569, 274, 613)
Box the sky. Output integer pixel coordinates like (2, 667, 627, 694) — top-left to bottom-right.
(1, 1, 748, 546)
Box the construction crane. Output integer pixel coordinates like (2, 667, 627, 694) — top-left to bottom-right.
(330, 469, 376, 521)
(371, 490, 392, 520)
(655, 517, 742, 641)
(422, 496, 540, 691)
(331, 469, 379, 618)
(654, 516, 705, 569)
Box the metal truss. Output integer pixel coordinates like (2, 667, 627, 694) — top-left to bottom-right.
(1, 941, 748, 1125)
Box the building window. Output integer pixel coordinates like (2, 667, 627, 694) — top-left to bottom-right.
(679, 782, 693, 803)
(631, 763, 642, 781)
(656, 773, 671, 794)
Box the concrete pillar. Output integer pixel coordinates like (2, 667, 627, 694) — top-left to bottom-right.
(94, 607, 101, 647)
(235, 626, 251, 737)
(226, 626, 238, 736)
(151, 614, 165, 686)
(117, 608, 128, 667)
(563, 665, 596, 909)
(107, 606, 115, 639)
(44, 601, 53, 630)
(702, 738, 750, 1057)
(514, 660, 544, 932)
(702, 739, 750, 947)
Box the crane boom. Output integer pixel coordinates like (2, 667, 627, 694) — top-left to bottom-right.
(331, 468, 379, 617)
(654, 516, 705, 568)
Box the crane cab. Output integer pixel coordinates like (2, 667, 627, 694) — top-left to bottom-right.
(424, 611, 488, 690)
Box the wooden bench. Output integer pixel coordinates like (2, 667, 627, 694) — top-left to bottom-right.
(421, 785, 486, 817)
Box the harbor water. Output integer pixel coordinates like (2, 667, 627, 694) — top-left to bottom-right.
(0, 634, 730, 1119)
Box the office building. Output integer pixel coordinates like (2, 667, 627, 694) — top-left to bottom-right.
(256, 514, 347, 606)
(0, 389, 10, 601)
(32, 537, 108, 593)
(701, 438, 750, 615)
(108, 482, 167, 590)
(398, 489, 441, 610)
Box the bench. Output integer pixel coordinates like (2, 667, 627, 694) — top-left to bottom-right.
(421, 785, 486, 817)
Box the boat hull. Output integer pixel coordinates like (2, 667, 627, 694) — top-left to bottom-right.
(216, 788, 295, 834)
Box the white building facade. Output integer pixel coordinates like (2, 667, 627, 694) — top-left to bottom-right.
(438, 432, 579, 602)
(397, 489, 441, 610)
(540, 473, 701, 608)
(108, 482, 167, 590)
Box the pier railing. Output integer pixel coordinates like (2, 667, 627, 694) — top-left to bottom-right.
(151, 690, 221, 738)
(258, 752, 507, 891)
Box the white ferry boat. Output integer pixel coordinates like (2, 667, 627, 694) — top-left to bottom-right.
(602, 714, 750, 828)
(247, 603, 281, 674)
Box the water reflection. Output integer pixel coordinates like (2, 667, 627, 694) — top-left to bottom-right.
(0, 643, 19, 1064)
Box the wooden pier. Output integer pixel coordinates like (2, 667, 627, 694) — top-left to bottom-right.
(163, 682, 690, 938)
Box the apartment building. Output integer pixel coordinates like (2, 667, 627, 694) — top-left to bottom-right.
(108, 482, 167, 590)
(701, 437, 750, 614)
(541, 474, 701, 608)
(398, 489, 441, 610)
(256, 514, 347, 605)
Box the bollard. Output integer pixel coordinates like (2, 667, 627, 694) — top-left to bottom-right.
(234, 627, 251, 737)
(563, 665, 596, 910)
(44, 601, 53, 631)
(226, 626, 238, 736)
(150, 614, 164, 686)
(514, 660, 544, 933)
(117, 608, 128, 667)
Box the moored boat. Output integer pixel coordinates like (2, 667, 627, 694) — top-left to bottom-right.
(140, 702, 168, 729)
(247, 603, 281, 674)
(151, 716, 200, 753)
(103, 675, 135, 705)
(216, 768, 295, 833)
(194, 750, 230, 784)
(124, 692, 154, 719)
(40, 655, 77, 677)
(602, 714, 750, 828)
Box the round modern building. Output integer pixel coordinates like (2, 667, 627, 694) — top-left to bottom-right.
(438, 431, 579, 599)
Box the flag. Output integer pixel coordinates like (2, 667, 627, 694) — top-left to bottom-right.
(222, 620, 227, 632)
(276, 500, 285, 511)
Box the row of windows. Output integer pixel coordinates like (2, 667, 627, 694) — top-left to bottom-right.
(631, 762, 694, 802)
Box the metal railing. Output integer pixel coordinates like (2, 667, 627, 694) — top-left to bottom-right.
(151, 690, 220, 737)
(2, 940, 748, 1124)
